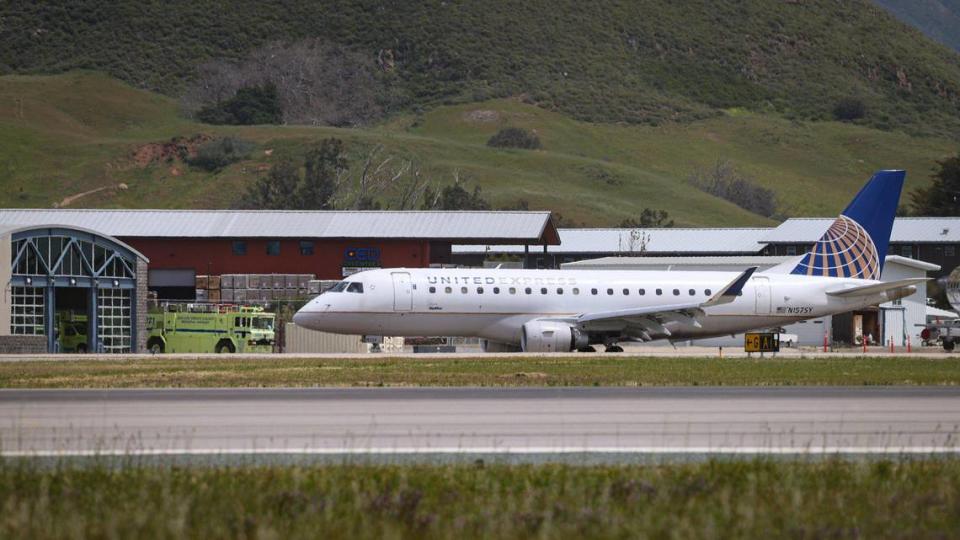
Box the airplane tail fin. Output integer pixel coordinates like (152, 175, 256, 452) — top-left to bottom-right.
(772, 170, 904, 280)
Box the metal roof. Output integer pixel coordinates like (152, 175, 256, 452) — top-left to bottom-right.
(0, 223, 149, 262)
(762, 217, 960, 244)
(0, 209, 559, 244)
(454, 227, 772, 254)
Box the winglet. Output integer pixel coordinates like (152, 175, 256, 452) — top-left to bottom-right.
(703, 267, 757, 307)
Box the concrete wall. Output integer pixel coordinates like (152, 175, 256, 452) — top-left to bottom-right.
(0, 335, 45, 354)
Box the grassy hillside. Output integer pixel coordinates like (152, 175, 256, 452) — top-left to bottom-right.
(2, 1, 960, 137)
(0, 72, 954, 226)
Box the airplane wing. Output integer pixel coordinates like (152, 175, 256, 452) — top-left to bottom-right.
(546, 267, 758, 341)
(825, 277, 929, 297)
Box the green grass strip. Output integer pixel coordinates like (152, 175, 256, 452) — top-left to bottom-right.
(1, 356, 958, 388)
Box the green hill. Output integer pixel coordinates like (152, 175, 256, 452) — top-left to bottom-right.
(0, 72, 954, 226)
(3, 1, 960, 136)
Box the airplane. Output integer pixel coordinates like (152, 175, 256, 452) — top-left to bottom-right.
(293, 170, 925, 352)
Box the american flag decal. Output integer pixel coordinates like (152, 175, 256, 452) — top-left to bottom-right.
(790, 215, 880, 280)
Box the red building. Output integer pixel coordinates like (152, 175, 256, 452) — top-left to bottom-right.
(0, 210, 559, 297)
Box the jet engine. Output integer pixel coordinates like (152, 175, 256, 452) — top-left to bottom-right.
(521, 320, 589, 352)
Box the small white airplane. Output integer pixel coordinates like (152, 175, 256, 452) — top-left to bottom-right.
(294, 170, 924, 352)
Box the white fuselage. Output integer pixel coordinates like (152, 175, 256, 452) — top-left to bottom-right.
(293, 267, 897, 346)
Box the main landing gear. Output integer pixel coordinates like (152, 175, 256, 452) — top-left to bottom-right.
(604, 344, 624, 353)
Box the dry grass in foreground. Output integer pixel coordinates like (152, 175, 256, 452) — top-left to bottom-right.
(1, 459, 958, 538)
(0, 356, 959, 388)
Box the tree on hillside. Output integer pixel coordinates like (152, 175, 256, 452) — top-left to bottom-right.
(910, 153, 960, 216)
(184, 39, 385, 127)
(688, 159, 778, 218)
(196, 84, 283, 125)
(237, 138, 346, 209)
(298, 138, 347, 210)
(619, 208, 675, 228)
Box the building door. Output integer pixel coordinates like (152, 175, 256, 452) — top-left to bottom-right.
(391, 272, 412, 312)
(753, 276, 771, 315)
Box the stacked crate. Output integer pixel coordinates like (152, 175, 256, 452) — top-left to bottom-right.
(211, 274, 316, 303)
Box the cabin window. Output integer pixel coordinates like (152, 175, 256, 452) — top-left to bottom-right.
(493, 287, 500, 294)
(478, 287, 485, 294)
(656, 289, 662, 295)
(445, 287, 452, 293)
(461, 287, 468, 294)
(556, 288, 563, 295)
(639, 289, 645, 295)
(591, 288, 598, 295)
(232, 241, 247, 256)
(346, 282, 364, 293)
(525, 287, 532, 295)
(705, 289, 712, 296)
(540, 287, 548, 295)
(689, 289, 696, 296)
(328, 281, 348, 293)
(622, 288, 629, 295)
(607, 288, 614, 295)
(266, 240, 281, 256)
(429, 286, 436, 293)
(573, 288, 580, 295)
(673, 289, 680, 296)
(509, 287, 517, 295)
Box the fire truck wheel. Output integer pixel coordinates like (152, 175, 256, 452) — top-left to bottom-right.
(215, 340, 236, 354)
(76, 344, 87, 354)
(147, 338, 165, 354)
(944, 339, 955, 352)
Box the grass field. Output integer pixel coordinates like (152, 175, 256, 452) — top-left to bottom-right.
(0, 72, 955, 226)
(1, 459, 958, 538)
(1, 356, 959, 388)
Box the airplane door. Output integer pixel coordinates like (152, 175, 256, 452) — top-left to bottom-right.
(391, 272, 413, 312)
(753, 276, 771, 315)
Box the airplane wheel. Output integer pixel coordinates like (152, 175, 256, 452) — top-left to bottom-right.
(577, 346, 596, 353)
(605, 345, 624, 353)
(944, 339, 955, 352)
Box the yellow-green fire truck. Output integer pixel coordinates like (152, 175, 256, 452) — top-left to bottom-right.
(146, 304, 275, 353)
(56, 312, 88, 353)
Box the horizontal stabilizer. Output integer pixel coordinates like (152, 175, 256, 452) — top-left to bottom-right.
(825, 278, 929, 297)
(703, 267, 758, 307)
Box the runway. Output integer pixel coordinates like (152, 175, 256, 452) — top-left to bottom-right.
(2, 387, 959, 458)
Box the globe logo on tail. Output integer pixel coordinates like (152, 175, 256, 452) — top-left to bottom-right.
(791, 215, 880, 280)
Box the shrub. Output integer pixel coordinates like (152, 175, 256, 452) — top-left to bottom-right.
(832, 97, 866, 122)
(196, 84, 283, 125)
(186, 137, 255, 171)
(688, 159, 778, 218)
(487, 128, 542, 149)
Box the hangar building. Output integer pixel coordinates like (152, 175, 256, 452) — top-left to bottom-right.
(3, 210, 559, 299)
(0, 224, 148, 354)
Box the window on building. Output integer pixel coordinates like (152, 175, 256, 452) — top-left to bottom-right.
(900, 245, 912, 258)
(299, 240, 315, 256)
(785, 245, 797, 256)
(266, 240, 281, 256)
(947, 246, 956, 257)
(232, 241, 247, 256)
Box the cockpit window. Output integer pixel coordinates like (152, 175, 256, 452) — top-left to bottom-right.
(346, 282, 364, 293)
(328, 281, 348, 293)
